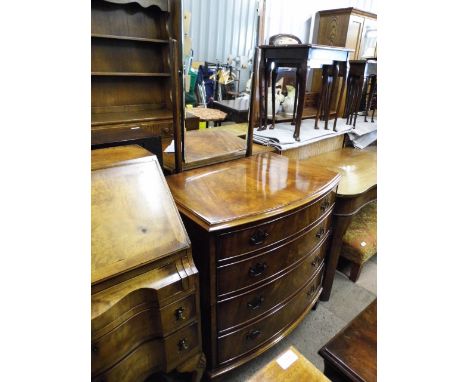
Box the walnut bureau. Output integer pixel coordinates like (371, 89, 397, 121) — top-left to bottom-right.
(91, 146, 204, 382)
(166, 152, 341, 379)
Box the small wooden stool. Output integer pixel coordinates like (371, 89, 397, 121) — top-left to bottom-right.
(247, 346, 330, 382)
(186, 106, 227, 127)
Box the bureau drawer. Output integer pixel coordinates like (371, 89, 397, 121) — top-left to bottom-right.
(163, 321, 200, 371)
(91, 121, 173, 145)
(160, 294, 197, 334)
(217, 266, 324, 365)
(217, 211, 332, 296)
(216, 191, 335, 261)
(217, 246, 326, 333)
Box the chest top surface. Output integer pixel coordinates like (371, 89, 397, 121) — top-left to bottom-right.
(166, 152, 340, 231)
(91, 145, 190, 287)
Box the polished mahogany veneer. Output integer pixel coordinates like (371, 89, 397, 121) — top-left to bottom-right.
(91, 146, 204, 382)
(166, 152, 341, 378)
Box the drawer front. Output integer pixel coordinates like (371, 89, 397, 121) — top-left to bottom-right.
(164, 321, 200, 371)
(160, 294, 197, 335)
(217, 211, 332, 296)
(217, 266, 324, 365)
(92, 305, 162, 376)
(217, 245, 327, 332)
(217, 191, 335, 261)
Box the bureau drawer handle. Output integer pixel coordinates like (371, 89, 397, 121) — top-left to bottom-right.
(178, 338, 189, 351)
(250, 229, 269, 245)
(320, 200, 331, 211)
(307, 284, 317, 296)
(247, 295, 265, 311)
(175, 307, 186, 321)
(246, 329, 262, 341)
(311, 256, 321, 267)
(249, 262, 268, 277)
(130, 126, 141, 130)
(92, 344, 98, 354)
(316, 227, 325, 239)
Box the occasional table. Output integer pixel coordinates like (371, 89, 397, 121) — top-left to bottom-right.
(319, 299, 377, 382)
(213, 98, 250, 123)
(299, 147, 377, 301)
(258, 44, 352, 140)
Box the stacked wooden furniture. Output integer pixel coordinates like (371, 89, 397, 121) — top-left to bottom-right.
(91, 0, 183, 156)
(312, 7, 377, 117)
(166, 152, 341, 379)
(91, 145, 204, 382)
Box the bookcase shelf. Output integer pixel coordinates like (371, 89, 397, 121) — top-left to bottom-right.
(91, 33, 170, 44)
(92, 72, 171, 77)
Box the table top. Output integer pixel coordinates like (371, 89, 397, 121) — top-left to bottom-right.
(214, 98, 250, 112)
(247, 346, 330, 382)
(302, 147, 376, 196)
(319, 299, 377, 382)
(91, 146, 190, 287)
(186, 106, 227, 121)
(166, 152, 341, 231)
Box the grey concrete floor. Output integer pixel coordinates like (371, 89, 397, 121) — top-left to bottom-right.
(221, 255, 377, 381)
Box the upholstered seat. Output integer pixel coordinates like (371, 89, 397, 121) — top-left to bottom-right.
(340, 201, 377, 281)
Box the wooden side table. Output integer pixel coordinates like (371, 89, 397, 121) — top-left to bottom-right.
(258, 45, 352, 141)
(319, 299, 377, 382)
(213, 98, 250, 123)
(299, 147, 377, 302)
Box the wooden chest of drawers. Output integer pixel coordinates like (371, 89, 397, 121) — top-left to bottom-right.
(167, 152, 340, 379)
(91, 146, 204, 382)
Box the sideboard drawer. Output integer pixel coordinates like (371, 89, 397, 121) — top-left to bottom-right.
(217, 254, 326, 332)
(217, 211, 332, 296)
(217, 267, 324, 365)
(159, 294, 197, 335)
(217, 191, 335, 261)
(92, 121, 173, 145)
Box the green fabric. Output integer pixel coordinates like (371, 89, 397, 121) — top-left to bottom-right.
(341, 201, 377, 264)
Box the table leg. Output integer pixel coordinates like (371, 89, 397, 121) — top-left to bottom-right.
(320, 213, 353, 301)
(292, 67, 300, 126)
(315, 67, 327, 130)
(333, 63, 347, 132)
(353, 76, 365, 128)
(271, 66, 278, 129)
(324, 66, 338, 130)
(365, 76, 377, 123)
(264, 60, 270, 130)
(293, 61, 307, 141)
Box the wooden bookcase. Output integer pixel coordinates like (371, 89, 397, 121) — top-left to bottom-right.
(91, 0, 183, 158)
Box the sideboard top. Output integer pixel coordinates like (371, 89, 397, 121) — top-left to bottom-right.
(166, 152, 341, 231)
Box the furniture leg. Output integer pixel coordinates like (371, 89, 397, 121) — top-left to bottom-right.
(321, 214, 353, 301)
(349, 262, 363, 282)
(346, 77, 355, 125)
(315, 67, 327, 129)
(353, 76, 365, 128)
(271, 66, 278, 129)
(366, 76, 377, 123)
(293, 61, 307, 141)
(312, 300, 319, 311)
(292, 67, 300, 126)
(324, 64, 338, 130)
(263, 60, 270, 130)
(176, 352, 206, 382)
(333, 62, 347, 132)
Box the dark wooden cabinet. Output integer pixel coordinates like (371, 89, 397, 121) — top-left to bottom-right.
(166, 152, 341, 379)
(91, 146, 204, 382)
(91, 0, 183, 152)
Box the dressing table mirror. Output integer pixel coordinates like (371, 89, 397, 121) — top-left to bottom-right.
(162, 0, 267, 173)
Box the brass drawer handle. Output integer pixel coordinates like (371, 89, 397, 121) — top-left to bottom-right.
(178, 338, 189, 351)
(175, 307, 186, 321)
(316, 227, 325, 239)
(320, 199, 331, 211)
(247, 295, 265, 311)
(311, 256, 321, 267)
(307, 284, 317, 296)
(249, 262, 268, 277)
(250, 229, 269, 245)
(246, 329, 262, 341)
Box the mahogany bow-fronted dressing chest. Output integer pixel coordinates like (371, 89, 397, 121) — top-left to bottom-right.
(166, 152, 340, 378)
(91, 146, 204, 382)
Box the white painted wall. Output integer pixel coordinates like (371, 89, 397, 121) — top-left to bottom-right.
(264, 0, 377, 44)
